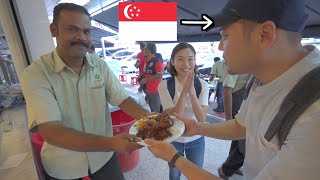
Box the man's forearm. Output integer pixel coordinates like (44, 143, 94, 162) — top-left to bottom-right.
(146, 73, 163, 82)
(209, 74, 214, 81)
(199, 119, 246, 140)
(175, 156, 220, 180)
(119, 97, 149, 119)
(38, 122, 115, 152)
(223, 86, 233, 120)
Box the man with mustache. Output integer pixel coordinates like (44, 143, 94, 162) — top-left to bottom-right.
(21, 3, 150, 180)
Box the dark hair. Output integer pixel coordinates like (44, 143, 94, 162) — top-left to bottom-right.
(169, 42, 197, 77)
(145, 42, 157, 54)
(214, 57, 221, 62)
(53, 3, 91, 23)
(139, 42, 146, 50)
(90, 45, 95, 51)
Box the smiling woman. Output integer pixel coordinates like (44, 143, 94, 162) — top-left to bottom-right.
(158, 42, 209, 180)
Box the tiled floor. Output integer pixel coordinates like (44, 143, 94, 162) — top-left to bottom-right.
(123, 138, 244, 180)
(120, 79, 244, 180)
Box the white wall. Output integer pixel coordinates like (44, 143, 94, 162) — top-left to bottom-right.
(14, 0, 55, 62)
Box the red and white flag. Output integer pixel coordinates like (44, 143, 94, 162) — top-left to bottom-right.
(119, 2, 177, 41)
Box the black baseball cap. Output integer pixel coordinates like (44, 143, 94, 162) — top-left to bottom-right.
(213, 0, 309, 32)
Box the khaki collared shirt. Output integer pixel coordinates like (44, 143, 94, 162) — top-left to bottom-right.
(211, 60, 225, 82)
(21, 50, 129, 179)
(222, 65, 250, 93)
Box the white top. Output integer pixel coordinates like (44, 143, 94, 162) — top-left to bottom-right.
(237, 45, 320, 180)
(21, 51, 129, 179)
(158, 77, 209, 143)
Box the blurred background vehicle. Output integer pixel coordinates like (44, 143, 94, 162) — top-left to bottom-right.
(111, 49, 135, 60)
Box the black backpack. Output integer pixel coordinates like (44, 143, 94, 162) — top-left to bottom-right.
(167, 76, 202, 99)
(244, 66, 320, 148)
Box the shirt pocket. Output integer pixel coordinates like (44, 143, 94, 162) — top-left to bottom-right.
(258, 132, 279, 151)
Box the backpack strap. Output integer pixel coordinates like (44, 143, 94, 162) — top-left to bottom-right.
(194, 77, 202, 98)
(167, 77, 175, 100)
(265, 66, 320, 147)
(166, 76, 202, 100)
(243, 75, 256, 100)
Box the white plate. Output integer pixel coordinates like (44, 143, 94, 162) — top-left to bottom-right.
(129, 115, 185, 146)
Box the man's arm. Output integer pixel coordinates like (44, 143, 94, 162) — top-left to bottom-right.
(223, 86, 233, 120)
(145, 139, 220, 180)
(174, 156, 220, 180)
(222, 72, 237, 120)
(209, 74, 217, 81)
(142, 72, 163, 83)
(37, 122, 140, 153)
(175, 113, 246, 140)
(199, 119, 246, 140)
(118, 97, 149, 120)
(141, 61, 164, 84)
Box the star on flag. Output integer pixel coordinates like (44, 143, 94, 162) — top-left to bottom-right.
(118, 2, 177, 41)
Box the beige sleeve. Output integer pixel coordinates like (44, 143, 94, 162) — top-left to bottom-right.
(21, 65, 62, 132)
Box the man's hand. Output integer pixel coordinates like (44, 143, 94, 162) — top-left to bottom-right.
(174, 113, 201, 136)
(111, 133, 142, 154)
(134, 62, 140, 69)
(145, 139, 177, 162)
(140, 78, 148, 85)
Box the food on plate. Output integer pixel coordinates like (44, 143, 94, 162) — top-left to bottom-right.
(136, 112, 174, 141)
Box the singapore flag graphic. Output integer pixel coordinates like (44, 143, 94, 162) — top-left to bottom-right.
(118, 2, 177, 41)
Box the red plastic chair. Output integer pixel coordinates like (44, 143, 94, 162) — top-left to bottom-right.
(118, 74, 127, 82)
(130, 76, 139, 85)
(30, 133, 91, 180)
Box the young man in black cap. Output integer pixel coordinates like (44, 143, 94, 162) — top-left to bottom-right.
(145, 0, 320, 179)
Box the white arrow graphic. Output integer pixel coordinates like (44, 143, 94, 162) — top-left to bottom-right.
(180, 14, 214, 31)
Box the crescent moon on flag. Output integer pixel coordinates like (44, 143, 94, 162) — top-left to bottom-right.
(124, 4, 133, 20)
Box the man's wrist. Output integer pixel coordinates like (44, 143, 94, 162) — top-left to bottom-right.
(197, 122, 205, 135)
(105, 137, 117, 152)
(103, 137, 116, 152)
(169, 151, 184, 167)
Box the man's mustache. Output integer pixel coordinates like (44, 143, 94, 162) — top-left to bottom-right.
(70, 41, 89, 48)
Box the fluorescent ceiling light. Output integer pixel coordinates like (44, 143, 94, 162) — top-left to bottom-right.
(91, 10, 102, 17)
(90, 0, 128, 16)
(91, 20, 118, 35)
(59, 0, 90, 6)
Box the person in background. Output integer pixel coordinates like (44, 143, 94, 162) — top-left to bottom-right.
(156, 52, 163, 62)
(21, 3, 150, 180)
(219, 72, 250, 179)
(158, 43, 208, 180)
(209, 57, 225, 113)
(139, 42, 163, 112)
(134, 41, 147, 78)
(144, 0, 320, 179)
